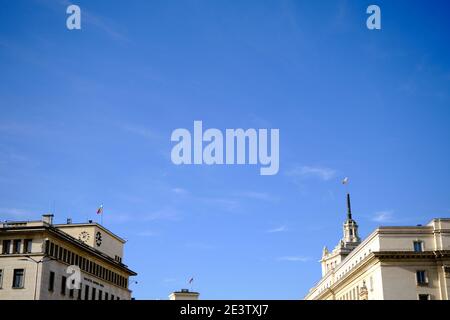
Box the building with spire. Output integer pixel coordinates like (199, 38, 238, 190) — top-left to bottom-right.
(321, 193, 361, 276)
(305, 194, 450, 300)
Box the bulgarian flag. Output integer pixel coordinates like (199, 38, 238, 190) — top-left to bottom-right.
(96, 205, 103, 215)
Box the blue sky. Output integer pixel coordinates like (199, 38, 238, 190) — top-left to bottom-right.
(1, 0, 450, 299)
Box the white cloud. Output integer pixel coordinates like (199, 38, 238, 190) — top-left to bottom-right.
(136, 231, 158, 237)
(198, 197, 240, 212)
(184, 242, 215, 250)
(372, 210, 395, 223)
(286, 165, 336, 181)
(267, 226, 287, 233)
(105, 213, 134, 223)
(107, 208, 181, 224)
(238, 191, 279, 202)
(121, 124, 161, 140)
(142, 208, 181, 222)
(277, 256, 310, 262)
(0, 208, 31, 219)
(172, 188, 189, 195)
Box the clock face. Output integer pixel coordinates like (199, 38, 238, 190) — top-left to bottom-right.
(95, 231, 102, 247)
(78, 231, 90, 243)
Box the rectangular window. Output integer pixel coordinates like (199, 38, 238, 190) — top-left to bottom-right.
(419, 294, 430, 300)
(48, 271, 55, 291)
(13, 240, 21, 254)
(69, 288, 74, 298)
(50, 242, 55, 256)
(85, 285, 90, 300)
(0, 269, 3, 289)
(57, 246, 62, 260)
(2, 240, 11, 254)
(99, 290, 103, 300)
(78, 286, 82, 300)
(416, 270, 428, 285)
(12, 269, 25, 288)
(92, 287, 96, 300)
(44, 240, 50, 255)
(61, 276, 67, 295)
(105, 292, 109, 300)
(414, 241, 423, 252)
(111, 294, 115, 300)
(24, 239, 32, 253)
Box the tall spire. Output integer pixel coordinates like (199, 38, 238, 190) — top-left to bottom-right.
(346, 193, 352, 220)
(342, 192, 360, 244)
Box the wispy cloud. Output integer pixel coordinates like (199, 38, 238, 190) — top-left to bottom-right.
(107, 208, 181, 224)
(0, 208, 32, 219)
(103, 213, 134, 224)
(277, 256, 310, 262)
(136, 231, 159, 237)
(121, 124, 162, 140)
(162, 278, 177, 283)
(286, 165, 336, 181)
(172, 188, 189, 195)
(267, 225, 287, 233)
(198, 197, 240, 212)
(372, 210, 395, 223)
(237, 191, 279, 202)
(184, 242, 215, 250)
(142, 208, 181, 222)
(0, 122, 41, 136)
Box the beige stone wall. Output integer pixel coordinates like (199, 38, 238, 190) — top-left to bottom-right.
(334, 262, 384, 300)
(0, 255, 43, 300)
(38, 260, 131, 300)
(380, 262, 441, 300)
(378, 232, 435, 251)
(56, 225, 124, 260)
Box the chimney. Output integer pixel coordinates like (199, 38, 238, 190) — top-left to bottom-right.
(42, 214, 54, 225)
(66, 218, 72, 224)
(169, 289, 200, 300)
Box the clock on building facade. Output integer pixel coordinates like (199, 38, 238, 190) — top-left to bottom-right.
(95, 231, 102, 247)
(78, 231, 90, 243)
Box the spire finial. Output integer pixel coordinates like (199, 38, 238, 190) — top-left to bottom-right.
(346, 193, 352, 220)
